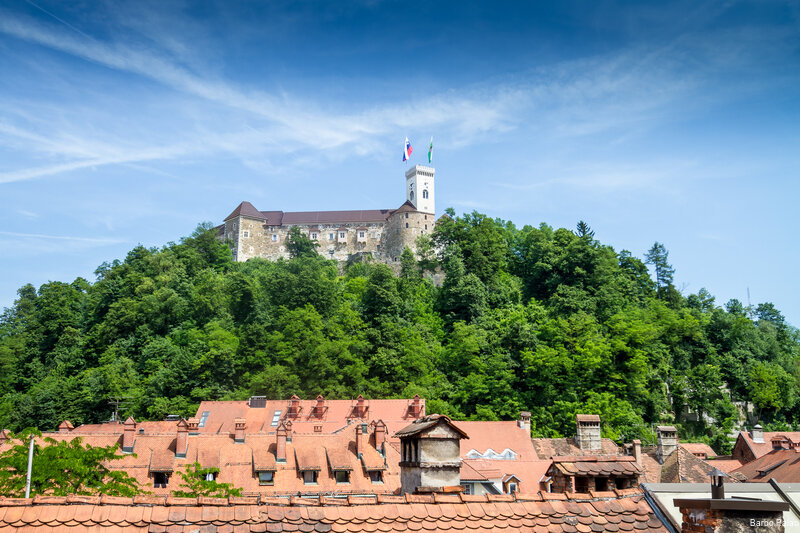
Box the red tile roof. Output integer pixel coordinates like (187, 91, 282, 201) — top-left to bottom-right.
(735, 430, 800, 460)
(531, 436, 620, 458)
(551, 455, 643, 477)
(733, 447, 800, 482)
(224, 201, 406, 225)
(680, 442, 717, 458)
(0, 491, 668, 532)
(193, 397, 424, 437)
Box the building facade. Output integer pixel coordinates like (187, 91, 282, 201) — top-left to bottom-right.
(220, 165, 437, 263)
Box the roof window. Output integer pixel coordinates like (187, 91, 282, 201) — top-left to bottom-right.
(197, 411, 210, 428)
(270, 410, 282, 427)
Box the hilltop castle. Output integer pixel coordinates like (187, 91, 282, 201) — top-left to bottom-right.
(220, 165, 437, 262)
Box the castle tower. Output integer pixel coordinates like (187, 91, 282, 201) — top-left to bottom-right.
(405, 165, 435, 215)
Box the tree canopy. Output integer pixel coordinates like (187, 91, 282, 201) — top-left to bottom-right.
(1, 213, 798, 455)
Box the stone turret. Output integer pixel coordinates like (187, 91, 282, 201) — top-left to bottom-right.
(394, 414, 468, 494)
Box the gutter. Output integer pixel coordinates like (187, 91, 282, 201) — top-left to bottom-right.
(769, 478, 800, 519)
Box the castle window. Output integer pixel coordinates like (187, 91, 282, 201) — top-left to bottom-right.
(423, 190, 428, 199)
(243, 230, 249, 238)
(329, 233, 334, 240)
(425, 225, 428, 230)
(405, 213, 408, 219)
(311, 233, 318, 240)
(405, 223, 409, 228)
(359, 231, 365, 238)
(339, 232, 346, 239)
(272, 234, 278, 242)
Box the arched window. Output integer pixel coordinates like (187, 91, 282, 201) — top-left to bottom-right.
(410, 190, 415, 202)
(422, 190, 429, 199)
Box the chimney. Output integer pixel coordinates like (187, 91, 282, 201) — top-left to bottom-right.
(314, 395, 325, 418)
(575, 414, 601, 451)
(394, 414, 467, 494)
(656, 425, 678, 463)
(674, 470, 789, 533)
(276, 420, 291, 463)
(288, 395, 301, 419)
(234, 418, 246, 443)
(632, 439, 642, 466)
(752, 423, 764, 443)
(187, 417, 199, 435)
(410, 394, 423, 418)
(355, 395, 367, 418)
(356, 422, 368, 458)
(518, 411, 531, 431)
(122, 417, 136, 453)
(176, 419, 188, 458)
(372, 419, 387, 454)
(58, 420, 74, 434)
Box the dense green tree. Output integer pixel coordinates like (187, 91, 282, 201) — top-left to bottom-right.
(172, 462, 242, 497)
(0, 430, 142, 497)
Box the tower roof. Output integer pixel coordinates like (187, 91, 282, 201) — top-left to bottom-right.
(224, 201, 267, 222)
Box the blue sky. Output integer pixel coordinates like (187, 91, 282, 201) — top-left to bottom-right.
(1, 0, 799, 325)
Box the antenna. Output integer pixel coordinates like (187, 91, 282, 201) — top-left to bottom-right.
(107, 397, 131, 422)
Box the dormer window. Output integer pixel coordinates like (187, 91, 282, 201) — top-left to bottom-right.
(153, 472, 169, 488)
(339, 232, 346, 240)
(258, 471, 274, 486)
(302, 471, 318, 484)
(203, 471, 217, 482)
(334, 471, 350, 484)
(359, 231, 365, 238)
(311, 233, 318, 240)
(370, 471, 383, 483)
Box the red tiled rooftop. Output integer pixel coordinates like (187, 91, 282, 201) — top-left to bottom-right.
(0, 491, 668, 532)
(733, 447, 800, 482)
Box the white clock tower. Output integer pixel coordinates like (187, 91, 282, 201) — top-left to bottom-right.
(405, 165, 435, 215)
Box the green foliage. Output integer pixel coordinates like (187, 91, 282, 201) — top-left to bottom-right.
(0, 430, 143, 497)
(286, 227, 320, 258)
(172, 462, 242, 498)
(1, 218, 799, 453)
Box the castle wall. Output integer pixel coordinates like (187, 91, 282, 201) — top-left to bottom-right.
(383, 211, 434, 260)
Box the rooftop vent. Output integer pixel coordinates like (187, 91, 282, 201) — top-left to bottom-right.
(164, 414, 181, 421)
(249, 396, 267, 408)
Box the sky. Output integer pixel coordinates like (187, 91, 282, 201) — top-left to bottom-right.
(1, 0, 799, 326)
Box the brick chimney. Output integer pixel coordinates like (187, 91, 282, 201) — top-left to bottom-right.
(355, 395, 367, 418)
(410, 394, 423, 418)
(518, 411, 531, 431)
(575, 414, 601, 451)
(356, 422, 368, 458)
(657, 425, 678, 463)
(314, 395, 325, 418)
(288, 395, 301, 419)
(675, 470, 789, 532)
(395, 414, 467, 494)
(176, 419, 188, 458)
(234, 418, 246, 443)
(187, 417, 199, 435)
(372, 419, 387, 454)
(122, 417, 136, 453)
(632, 439, 642, 466)
(276, 420, 291, 463)
(752, 423, 764, 443)
(58, 420, 74, 434)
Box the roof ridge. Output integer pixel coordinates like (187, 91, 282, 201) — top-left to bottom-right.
(2, 490, 647, 508)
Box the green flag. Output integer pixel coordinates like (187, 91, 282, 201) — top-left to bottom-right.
(427, 137, 433, 164)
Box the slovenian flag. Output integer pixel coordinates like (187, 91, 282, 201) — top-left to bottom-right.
(428, 137, 433, 164)
(403, 137, 413, 162)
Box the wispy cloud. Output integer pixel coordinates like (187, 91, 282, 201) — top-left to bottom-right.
(0, 231, 122, 244)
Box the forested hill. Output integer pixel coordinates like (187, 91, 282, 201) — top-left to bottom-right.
(1, 211, 798, 453)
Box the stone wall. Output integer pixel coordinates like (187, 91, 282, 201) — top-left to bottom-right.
(225, 211, 435, 264)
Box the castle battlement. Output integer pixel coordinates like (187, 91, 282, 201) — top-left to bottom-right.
(221, 166, 436, 263)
